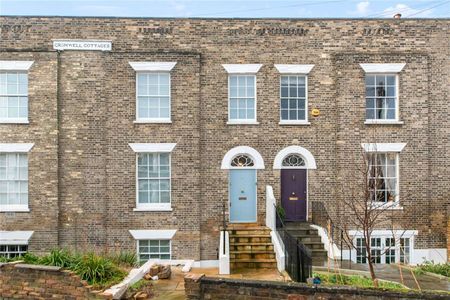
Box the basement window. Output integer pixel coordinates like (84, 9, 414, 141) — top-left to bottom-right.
(0, 244, 28, 259)
(350, 230, 417, 265)
(137, 240, 171, 264)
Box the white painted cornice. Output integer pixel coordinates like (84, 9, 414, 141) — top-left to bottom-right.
(0, 143, 34, 152)
(129, 62, 177, 72)
(0, 61, 34, 71)
(274, 64, 314, 74)
(361, 143, 407, 152)
(128, 143, 176, 153)
(0, 231, 34, 245)
(360, 63, 406, 73)
(129, 230, 177, 240)
(222, 64, 263, 74)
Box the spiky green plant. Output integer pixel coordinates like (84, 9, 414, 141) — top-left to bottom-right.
(71, 252, 126, 285)
(39, 249, 74, 268)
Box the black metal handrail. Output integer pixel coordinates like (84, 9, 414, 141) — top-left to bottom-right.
(275, 204, 312, 282)
(311, 201, 348, 267)
(222, 202, 227, 255)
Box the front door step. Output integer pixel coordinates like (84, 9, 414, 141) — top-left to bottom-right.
(284, 221, 328, 266)
(228, 225, 277, 270)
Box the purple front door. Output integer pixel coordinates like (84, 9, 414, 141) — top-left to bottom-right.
(281, 169, 307, 221)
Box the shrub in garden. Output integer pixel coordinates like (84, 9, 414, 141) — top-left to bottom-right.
(71, 252, 126, 285)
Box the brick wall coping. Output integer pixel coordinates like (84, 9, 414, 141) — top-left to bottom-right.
(198, 276, 450, 299)
(0, 261, 61, 272)
(14, 263, 62, 271)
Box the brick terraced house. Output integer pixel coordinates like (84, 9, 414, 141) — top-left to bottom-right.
(0, 16, 448, 268)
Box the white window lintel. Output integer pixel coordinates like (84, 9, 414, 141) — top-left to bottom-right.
(360, 63, 406, 73)
(349, 230, 418, 238)
(129, 143, 176, 153)
(0, 61, 34, 71)
(222, 64, 262, 74)
(274, 64, 314, 74)
(129, 229, 177, 240)
(361, 143, 406, 152)
(0, 143, 34, 153)
(129, 62, 177, 72)
(0, 231, 34, 245)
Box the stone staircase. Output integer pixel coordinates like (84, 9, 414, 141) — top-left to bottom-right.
(284, 221, 328, 266)
(228, 224, 277, 269)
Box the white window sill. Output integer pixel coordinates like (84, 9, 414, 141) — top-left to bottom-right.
(134, 119, 172, 124)
(370, 202, 403, 210)
(0, 119, 29, 124)
(227, 120, 259, 125)
(134, 205, 172, 212)
(279, 120, 311, 125)
(0, 206, 30, 212)
(365, 120, 404, 125)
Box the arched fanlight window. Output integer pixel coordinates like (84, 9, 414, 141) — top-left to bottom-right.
(231, 154, 254, 167)
(282, 154, 305, 167)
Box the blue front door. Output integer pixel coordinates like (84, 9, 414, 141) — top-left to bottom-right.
(229, 169, 257, 223)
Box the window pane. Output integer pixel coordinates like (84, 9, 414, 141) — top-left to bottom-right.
(159, 74, 169, 85)
(386, 76, 395, 85)
(365, 75, 375, 86)
(298, 110, 305, 120)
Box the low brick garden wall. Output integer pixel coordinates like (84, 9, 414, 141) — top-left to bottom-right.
(184, 274, 450, 300)
(0, 262, 105, 299)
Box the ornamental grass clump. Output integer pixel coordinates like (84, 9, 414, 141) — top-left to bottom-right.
(414, 261, 450, 277)
(71, 252, 126, 286)
(108, 251, 138, 268)
(39, 249, 75, 268)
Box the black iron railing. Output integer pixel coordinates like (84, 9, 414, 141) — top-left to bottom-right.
(221, 202, 227, 256)
(275, 205, 312, 282)
(311, 201, 348, 267)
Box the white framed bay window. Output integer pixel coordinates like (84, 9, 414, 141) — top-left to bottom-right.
(222, 64, 262, 125)
(360, 63, 405, 125)
(129, 143, 176, 211)
(275, 64, 314, 125)
(0, 143, 34, 212)
(129, 62, 177, 123)
(0, 61, 34, 124)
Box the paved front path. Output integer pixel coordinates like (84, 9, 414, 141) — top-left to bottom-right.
(316, 261, 450, 292)
(151, 266, 286, 299)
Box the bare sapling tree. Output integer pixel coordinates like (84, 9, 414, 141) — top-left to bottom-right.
(337, 141, 407, 288)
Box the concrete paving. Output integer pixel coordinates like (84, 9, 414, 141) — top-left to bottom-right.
(316, 260, 450, 292)
(151, 266, 286, 299)
(151, 264, 449, 299)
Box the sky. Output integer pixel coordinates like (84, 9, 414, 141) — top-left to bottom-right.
(0, 0, 449, 18)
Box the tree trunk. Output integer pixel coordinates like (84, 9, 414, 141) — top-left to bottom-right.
(368, 260, 379, 288)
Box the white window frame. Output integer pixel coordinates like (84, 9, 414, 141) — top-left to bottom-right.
(367, 152, 400, 206)
(0, 244, 28, 259)
(136, 239, 171, 264)
(362, 143, 405, 210)
(279, 74, 310, 125)
(360, 63, 405, 125)
(129, 62, 176, 124)
(227, 74, 258, 125)
(351, 230, 417, 265)
(364, 74, 401, 124)
(129, 143, 175, 212)
(274, 64, 314, 125)
(0, 143, 33, 212)
(0, 66, 32, 124)
(129, 229, 176, 264)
